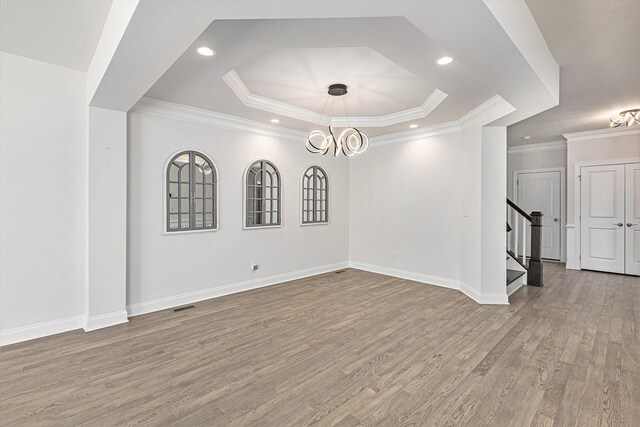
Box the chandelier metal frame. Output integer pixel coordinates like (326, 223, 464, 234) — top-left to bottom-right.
(305, 84, 370, 157)
(610, 109, 640, 127)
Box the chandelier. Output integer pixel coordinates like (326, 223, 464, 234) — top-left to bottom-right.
(305, 84, 369, 157)
(610, 109, 640, 127)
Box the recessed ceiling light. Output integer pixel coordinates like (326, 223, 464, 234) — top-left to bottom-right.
(270, 118, 280, 124)
(196, 46, 215, 56)
(436, 56, 453, 65)
(523, 135, 531, 140)
(409, 124, 418, 129)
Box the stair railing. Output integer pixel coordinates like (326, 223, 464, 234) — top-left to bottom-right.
(506, 198, 543, 287)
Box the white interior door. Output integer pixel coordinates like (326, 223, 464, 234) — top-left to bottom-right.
(580, 164, 625, 273)
(625, 163, 640, 276)
(517, 171, 561, 260)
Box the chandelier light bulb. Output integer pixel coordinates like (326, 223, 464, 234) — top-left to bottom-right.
(305, 84, 370, 158)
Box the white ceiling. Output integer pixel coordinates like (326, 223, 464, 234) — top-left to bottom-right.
(235, 47, 437, 118)
(0, 0, 565, 139)
(0, 0, 112, 71)
(145, 17, 495, 137)
(508, 0, 640, 145)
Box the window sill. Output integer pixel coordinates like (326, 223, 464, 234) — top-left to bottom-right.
(164, 227, 219, 235)
(243, 224, 282, 230)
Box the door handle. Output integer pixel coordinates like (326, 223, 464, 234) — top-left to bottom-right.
(553, 218, 559, 222)
(628, 223, 638, 227)
(614, 223, 623, 227)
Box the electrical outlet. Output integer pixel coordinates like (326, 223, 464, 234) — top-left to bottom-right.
(392, 252, 398, 261)
(251, 262, 259, 271)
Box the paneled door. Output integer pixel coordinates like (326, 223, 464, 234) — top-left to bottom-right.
(516, 171, 561, 260)
(580, 164, 625, 273)
(626, 163, 640, 276)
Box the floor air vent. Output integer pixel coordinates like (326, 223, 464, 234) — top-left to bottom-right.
(173, 305, 196, 312)
(335, 270, 346, 274)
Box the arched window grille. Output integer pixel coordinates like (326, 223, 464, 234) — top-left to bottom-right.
(245, 160, 281, 227)
(166, 151, 217, 232)
(302, 166, 328, 224)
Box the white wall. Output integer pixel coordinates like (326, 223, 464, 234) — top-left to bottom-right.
(0, 58, 516, 344)
(459, 126, 483, 295)
(0, 52, 87, 342)
(480, 127, 508, 297)
(348, 131, 462, 288)
(507, 147, 567, 199)
(458, 125, 509, 303)
(86, 107, 128, 330)
(126, 111, 350, 314)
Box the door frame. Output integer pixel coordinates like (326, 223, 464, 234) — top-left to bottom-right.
(513, 167, 566, 262)
(572, 157, 640, 270)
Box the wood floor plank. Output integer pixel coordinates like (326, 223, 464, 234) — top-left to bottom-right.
(0, 264, 639, 426)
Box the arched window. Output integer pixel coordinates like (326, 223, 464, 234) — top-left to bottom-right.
(166, 151, 217, 232)
(245, 160, 281, 228)
(301, 166, 328, 224)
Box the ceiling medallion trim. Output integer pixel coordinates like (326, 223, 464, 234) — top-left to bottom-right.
(222, 69, 448, 128)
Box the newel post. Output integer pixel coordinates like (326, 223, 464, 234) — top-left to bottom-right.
(527, 211, 544, 287)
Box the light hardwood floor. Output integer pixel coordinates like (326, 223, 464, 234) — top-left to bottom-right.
(1, 263, 639, 426)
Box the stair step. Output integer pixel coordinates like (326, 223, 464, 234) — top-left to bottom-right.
(507, 269, 526, 286)
(506, 249, 528, 270)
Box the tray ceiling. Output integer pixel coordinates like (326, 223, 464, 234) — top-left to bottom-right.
(145, 17, 495, 137)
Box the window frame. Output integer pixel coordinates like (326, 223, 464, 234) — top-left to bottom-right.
(300, 165, 330, 226)
(243, 159, 282, 229)
(164, 149, 218, 234)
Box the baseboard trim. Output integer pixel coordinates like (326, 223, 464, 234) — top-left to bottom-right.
(348, 262, 510, 304)
(3, 260, 511, 346)
(460, 282, 509, 305)
(127, 262, 350, 317)
(83, 310, 129, 332)
(348, 262, 460, 290)
(0, 315, 83, 347)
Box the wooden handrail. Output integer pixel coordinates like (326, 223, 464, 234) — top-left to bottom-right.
(527, 211, 543, 287)
(506, 199, 544, 287)
(506, 198, 532, 221)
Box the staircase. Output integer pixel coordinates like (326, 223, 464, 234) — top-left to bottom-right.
(506, 198, 543, 292)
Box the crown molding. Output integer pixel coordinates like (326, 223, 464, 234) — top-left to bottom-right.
(222, 69, 448, 128)
(507, 140, 566, 154)
(223, 70, 329, 125)
(132, 94, 521, 151)
(131, 97, 306, 141)
(133, 96, 461, 148)
(563, 126, 640, 142)
(458, 95, 516, 129)
(370, 121, 461, 146)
